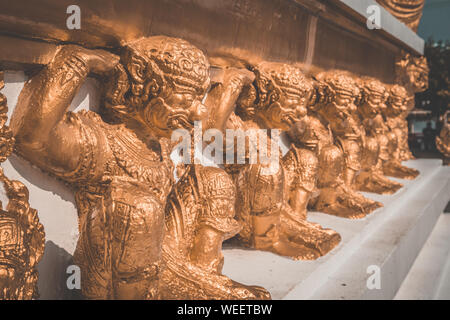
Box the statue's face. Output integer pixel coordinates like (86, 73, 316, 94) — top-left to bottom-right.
(145, 90, 207, 138)
(291, 117, 319, 150)
(264, 91, 310, 131)
(122, 37, 210, 138)
(330, 92, 357, 119)
(360, 93, 384, 118)
(408, 65, 428, 92)
(388, 95, 407, 116)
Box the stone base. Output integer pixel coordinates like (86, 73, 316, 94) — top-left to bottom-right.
(394, 212, 450, 300)
(222, 159, 450, 299)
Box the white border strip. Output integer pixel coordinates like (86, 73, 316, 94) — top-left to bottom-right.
(339, 0, 424, 54)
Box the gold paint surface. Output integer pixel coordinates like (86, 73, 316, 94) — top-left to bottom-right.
(0, 71, 45, 300)
(437, 111, 450, 165)
(9, 37, 270, 299)
(355, 77, 403, 194)
(0, 1, 430, 300)
(220, 62, 342, 260)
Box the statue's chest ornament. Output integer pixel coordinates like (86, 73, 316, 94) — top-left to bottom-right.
(105, 125, 172, 198)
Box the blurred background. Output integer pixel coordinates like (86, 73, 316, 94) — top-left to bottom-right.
(409, 0, 449, 159)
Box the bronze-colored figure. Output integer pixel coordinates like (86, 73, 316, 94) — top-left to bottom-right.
(354, 78, 403, 194)
(382, 85, 420, 179)
(0, 71, 45, 300)
(160, 164, 270, 299)
(158, 64, 270, 300)
(436, 111, 450, 166)
(222, 62, 340, 260)
(11, 41, 172, 300)
(311, 71, 382, 218)
(395, 54, 430, 161)
(10, 36, 266, 299)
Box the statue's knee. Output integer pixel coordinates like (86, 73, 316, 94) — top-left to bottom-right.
(318, 145, 344, 186)
(111, 195, 163, 278)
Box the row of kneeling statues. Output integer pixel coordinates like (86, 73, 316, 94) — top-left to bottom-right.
(0, 36, 428, 299)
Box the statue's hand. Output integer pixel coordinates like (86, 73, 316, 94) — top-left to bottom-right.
(85, 49, 120, 75)
(57, 45, 120, 75)
(224, 67, 255, 88)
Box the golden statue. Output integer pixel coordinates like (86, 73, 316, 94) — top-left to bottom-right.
(159, 66, 270, 299)
(376, 0, 425, 32)
(382, 85, 420, 179)
(213, 62, 341, 260)
(0, 71, 45, 300)
(395, 53, 430, 161)
(436, 111, 450, 166)
(10, 36, 267, 299)
(310, 71, 382, 218)
(354, 78, 403, 194)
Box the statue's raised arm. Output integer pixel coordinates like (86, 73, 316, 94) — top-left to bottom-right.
(10, 45, 119, 176)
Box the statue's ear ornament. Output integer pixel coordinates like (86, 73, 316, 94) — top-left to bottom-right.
(311, 78, 333, 109)
(268, 89, 280, 105)
(355, 85, 365, 106)
(145, 60, 166, 98)
(252, 68, 271, 108)
(125, 54, 147, 84)
(104, 64, 130, 106)
(236, 84, 257, 116)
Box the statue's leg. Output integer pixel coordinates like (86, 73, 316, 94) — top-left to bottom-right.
(383, 129, 419, 179)
(356, 136, 403, 194)
(108, 184, 164, 300)
(314, 145, 382, 217)
(73, 221, 110, 300)
(280, 147, 341, 258)
(160, 165, 271, 300)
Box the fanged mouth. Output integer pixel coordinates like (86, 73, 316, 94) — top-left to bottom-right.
(283, 114, 298, 126)
(168, 113, 194, 130)
(344, 133, 359, 140)
(304, 140, 319, 148)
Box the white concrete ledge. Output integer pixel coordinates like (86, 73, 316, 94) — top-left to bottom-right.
(394, 212, 450, 300)
(222, 159, 450, 299)
(338, 0, 425, 54)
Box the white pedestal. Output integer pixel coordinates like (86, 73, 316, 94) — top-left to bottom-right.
(222, 159, 450, 299)
(394, 212, 450, 300)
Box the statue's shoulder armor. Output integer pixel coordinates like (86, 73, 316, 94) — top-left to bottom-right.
(191, 165, 240, 237)
(164, 165, 240, 252)
(56, 110, 110, 184)
(77, 110, 173, 193)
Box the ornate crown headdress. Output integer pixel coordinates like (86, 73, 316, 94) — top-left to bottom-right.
(316, 71, 360, 98)
(389, 84, 408, 99)
(360, 78, 387, 103)
(253, 62, 314, 109)
(125, 36, 210, 96)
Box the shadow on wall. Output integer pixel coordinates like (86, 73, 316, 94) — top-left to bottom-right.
(37, 241, 83, 300)
(8, 154, 75, 204)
